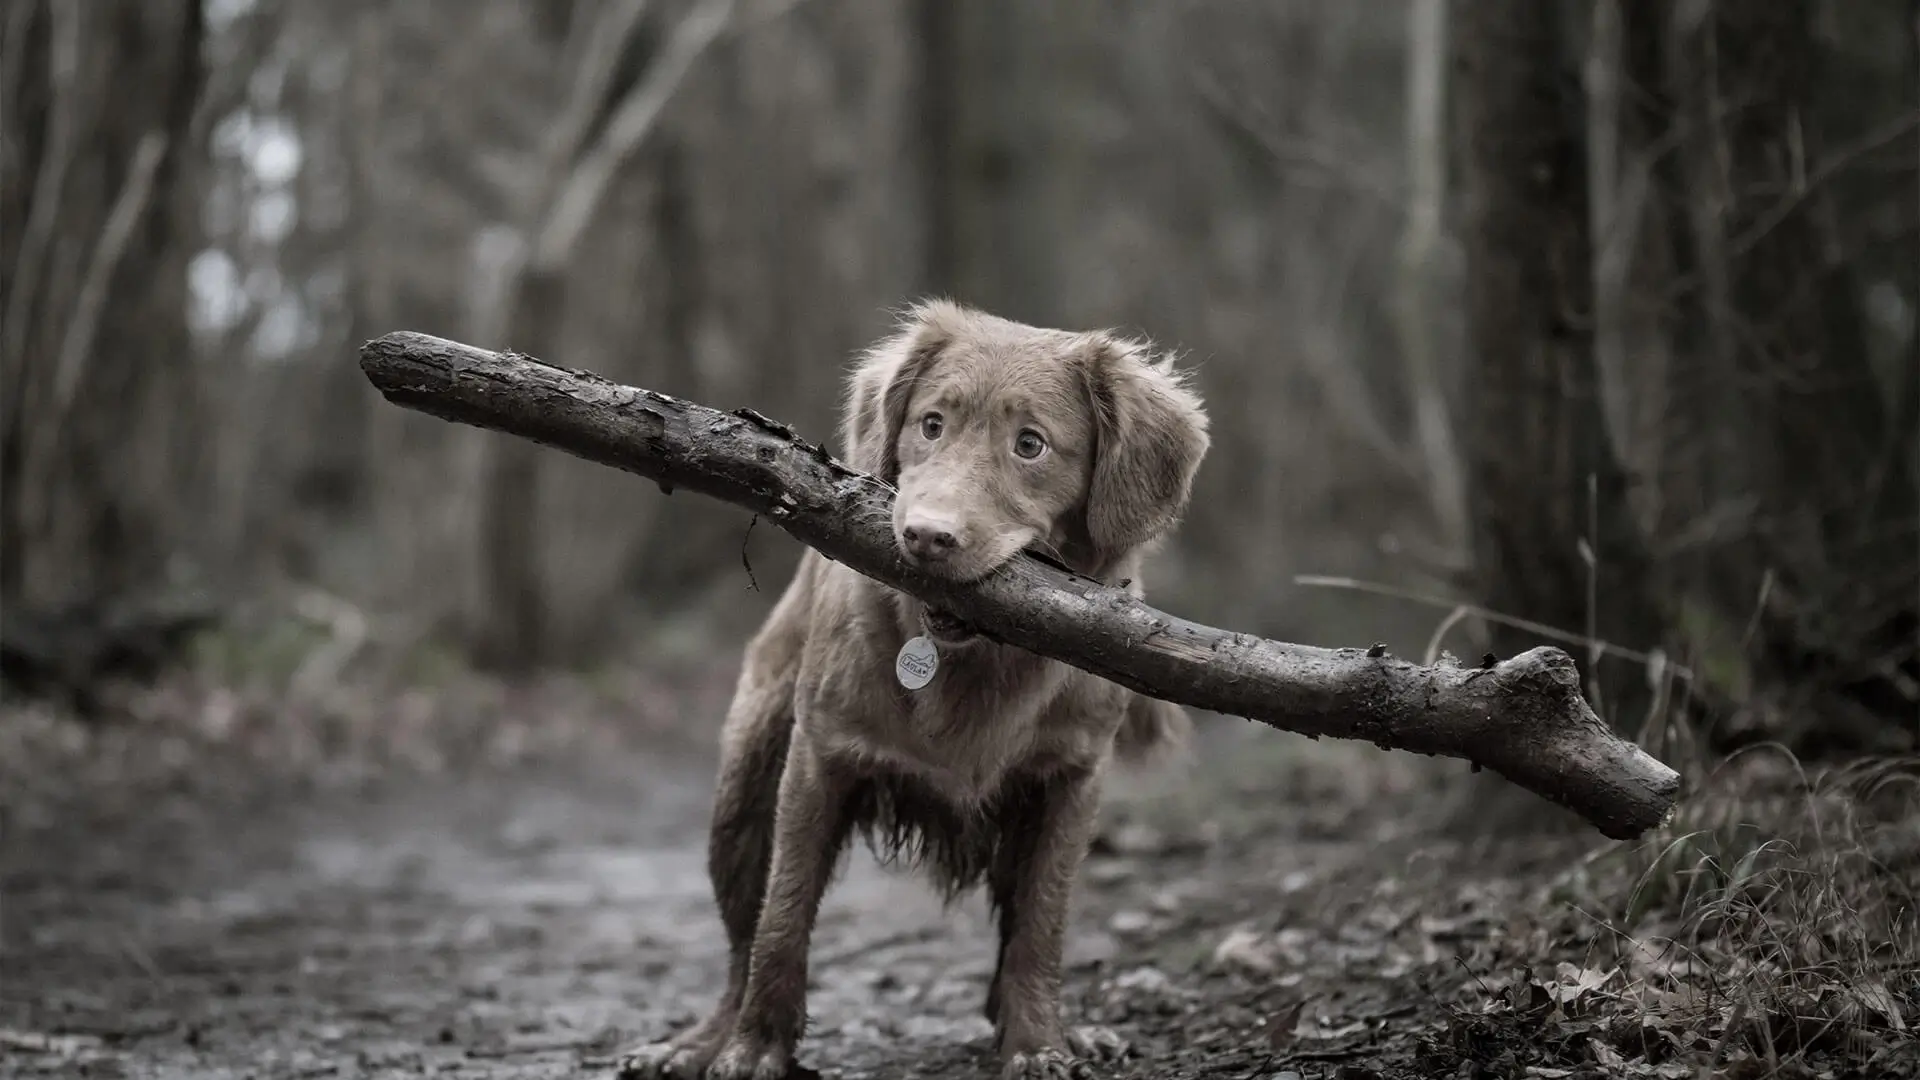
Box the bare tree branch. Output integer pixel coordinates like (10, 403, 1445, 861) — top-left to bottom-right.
(2, 0, 83, 381)
(49, 132, 169, 424)
(534, 0, 653, 217)
(529, 0, 735, 272)
(19, 131, 168, 541)
(360, 331, 1684, 840)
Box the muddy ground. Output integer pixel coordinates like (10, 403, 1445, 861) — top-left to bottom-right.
(3, 664, 1914, 1080)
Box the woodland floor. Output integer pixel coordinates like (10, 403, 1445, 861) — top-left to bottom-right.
(2, 652, 1915, 1080)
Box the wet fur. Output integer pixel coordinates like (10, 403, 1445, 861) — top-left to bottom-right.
(621, 300, 1209, 1080)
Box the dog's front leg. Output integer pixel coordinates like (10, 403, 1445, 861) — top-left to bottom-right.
(992, 767, 1119, 1080)
(707, 735, 849, 1080)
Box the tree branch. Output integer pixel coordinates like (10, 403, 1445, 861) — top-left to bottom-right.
(359, 331, 1683, 840)
(529, 0, 734, 272)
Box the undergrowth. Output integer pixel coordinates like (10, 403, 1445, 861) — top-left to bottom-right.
(1432, 748, 1919, 1079)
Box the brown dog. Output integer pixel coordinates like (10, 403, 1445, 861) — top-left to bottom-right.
(619, 300, 1210, 1080)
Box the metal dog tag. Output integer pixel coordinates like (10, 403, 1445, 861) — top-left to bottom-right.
(895, 635, 939, 691)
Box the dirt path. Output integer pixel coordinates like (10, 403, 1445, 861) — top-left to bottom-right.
(1, 711, 1538, 1080)
(7, 659, 1914, 1080)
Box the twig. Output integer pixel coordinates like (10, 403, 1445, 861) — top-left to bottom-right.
(1424, 605, 1473, 666)
(1722, 111, 1920, 259)
(1699, 995, 1749, 1080)
(741, 514, 760, 592)
(1295, 574, 1695, 683)
(289, 588, 372, 703)
(1188, 69, 1403, 213)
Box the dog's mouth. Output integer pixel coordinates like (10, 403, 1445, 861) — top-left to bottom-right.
(920, 606, 980, 645)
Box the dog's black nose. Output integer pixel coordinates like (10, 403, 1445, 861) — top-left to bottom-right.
(901, 518, 959, 561)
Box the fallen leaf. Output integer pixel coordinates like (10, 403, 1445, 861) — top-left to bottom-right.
(1307, 1018, 1369, 1040)
(1588, 1036, 1626, 1069)
(1847, 980, 1907, 1032)
(1536, 962, 1616, 1007)
(0, 1029, 105, 1055)
(1267, 999, 1305, 1051)
(1211, 926, 1278, 975)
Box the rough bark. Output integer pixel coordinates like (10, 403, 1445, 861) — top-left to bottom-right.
(359, 331, 1682, 840)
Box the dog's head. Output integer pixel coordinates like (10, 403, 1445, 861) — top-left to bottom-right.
(842, 300, 1210, 643)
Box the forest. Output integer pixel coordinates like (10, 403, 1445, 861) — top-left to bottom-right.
(2, 2, 1915, 1078)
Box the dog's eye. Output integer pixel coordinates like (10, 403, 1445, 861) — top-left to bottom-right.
(1013, 429, 1048, 460)
(920, 412, 944, 440)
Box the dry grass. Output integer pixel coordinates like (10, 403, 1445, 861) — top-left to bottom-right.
(1429, 748, 1920, 1079)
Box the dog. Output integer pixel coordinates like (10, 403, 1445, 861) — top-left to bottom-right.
(620, 300, 1210, 1080)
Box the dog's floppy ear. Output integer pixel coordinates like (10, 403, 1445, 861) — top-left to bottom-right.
(1080, 333, 1211, 560)
(841, 300, 960, 483)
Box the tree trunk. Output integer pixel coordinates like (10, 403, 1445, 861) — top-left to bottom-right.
(472, 269, 563, 672)
(939, 0, 1059, 322)
(617, 135, 728, 614)
(1394, 0, 1468, 564)
(915, 0, 960, 298)
(467, 0, 738, 672)
(1450, 0, 1670, 736)
(0, 0, 206, 610)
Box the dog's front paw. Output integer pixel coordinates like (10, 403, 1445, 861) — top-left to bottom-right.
(1000, 1047, 1096, 1080)
(616, 1039, 715, 1080)
(705, 1034, 796, 1080)
(1065, 1025, 1130, 1063)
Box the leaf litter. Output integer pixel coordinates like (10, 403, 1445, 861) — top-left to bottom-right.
(2, 667, 1914, 1079)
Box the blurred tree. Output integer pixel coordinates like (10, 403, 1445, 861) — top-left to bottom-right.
(472, 0, 734, 671)
(1393, 0, 1468, 568)
(925, 0, 1067, 322)
(0, 0, 207, 609)
(1639, 0, 1917, 753)
(2, 0, 1903, 734)
(1449, 0, 1669, 732)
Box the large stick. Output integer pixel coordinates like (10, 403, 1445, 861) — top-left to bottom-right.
(360, 332, 1681, 839)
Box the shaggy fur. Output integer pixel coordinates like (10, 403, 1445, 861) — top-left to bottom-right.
(619, 300, 1210, 1080)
